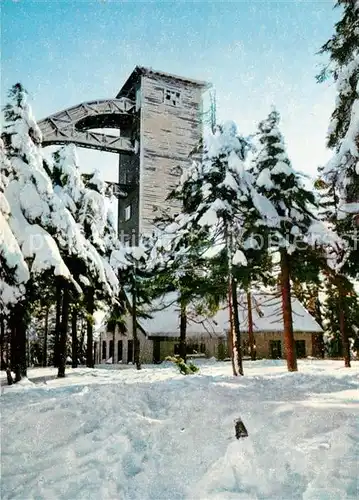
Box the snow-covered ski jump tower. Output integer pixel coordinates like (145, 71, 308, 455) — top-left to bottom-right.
(38, 66, 211, 240)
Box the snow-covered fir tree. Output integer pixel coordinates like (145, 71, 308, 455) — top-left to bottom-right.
(251, 108, 318, 372)
(0, 138, 29, 314)
(319, 0, 359, 270)
(164, 121, 279, 375)
(151, 210, 217, 364)
(1, 84, 128, 379)
(316, 1, 359, 366)
(1, 84, 79, 380)
(52, 145, 128, 369)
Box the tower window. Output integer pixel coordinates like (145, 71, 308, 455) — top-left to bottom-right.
(164, 88, 181, 107)
(125, 204, 132, 221)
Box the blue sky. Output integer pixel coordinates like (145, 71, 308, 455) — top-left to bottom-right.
(2, 0, 339, 181)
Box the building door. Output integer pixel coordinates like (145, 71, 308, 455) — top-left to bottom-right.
(295, 340, 306, 358)
(153, 340, 161, 364)
(127, 340, 134, 364)
(94, 342, 98, 365)
(118, 340, 123, 363)
(102, 341, 107, 361)
(269, 340, 282, 359)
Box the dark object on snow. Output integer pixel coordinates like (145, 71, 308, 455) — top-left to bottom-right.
(6, 367, 14, 385)
(235, 418, 248, 439)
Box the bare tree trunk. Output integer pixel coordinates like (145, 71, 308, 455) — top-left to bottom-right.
(226, 226, 239, 376)
(10, 317, 16, 378)
(179, 298, 187, 363)
(228, 273, 238, 376)
(86, 288, 95, 368)
(9, 303, 28, 382)
(54, 282, 63, 367)
(232, 279, 243, 375)
(280, 249, 297, 372)
(247, 290, 256, 361)
(132, 272, 141, 370)
(0, 317, 5, 371)
(337, 278, 351, 368)
(6, 367, 13, 385)
(43, 305, 49, 367)
(58, 287, 70, 378)
(71, 307, 78, 368)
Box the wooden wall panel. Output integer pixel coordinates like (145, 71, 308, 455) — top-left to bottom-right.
(139, 74, 204, 235)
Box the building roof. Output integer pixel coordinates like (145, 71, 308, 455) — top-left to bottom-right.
(117, 66, 212, 98)
(139, 292, 323, 338)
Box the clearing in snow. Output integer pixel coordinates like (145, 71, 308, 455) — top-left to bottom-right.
(1, 359, 358, 500)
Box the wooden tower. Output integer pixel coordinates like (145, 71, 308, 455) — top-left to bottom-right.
(38, 66, 211, 243)
(116, 66, 211, 242)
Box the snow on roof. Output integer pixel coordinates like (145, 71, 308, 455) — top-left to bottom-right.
(139, 292, 323, 338)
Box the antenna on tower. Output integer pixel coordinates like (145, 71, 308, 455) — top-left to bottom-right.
(202, 88, 217, 133)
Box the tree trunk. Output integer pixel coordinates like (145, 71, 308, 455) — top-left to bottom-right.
(179, 298, 187, 363)
(0, 317, 6, 370)
(58, 286, 70, 378)
(10, 303, 28, 382)
(6, 367, 13, 385)
(10, 317, 16, 377)
(54, 282, 63, 367)
(247, 290, 256, 361)
(86, 288, 95, 368)
(226, 226, 239, 377)
(132, 272, 141, 370)
(71, 307, 78, 368)
(232, 279, 243, 375)
(337, 278, 351, 368)
(228, 273, 238, 376)
(112, 329, 116, 365)
(43, 305, 49, 367)
(280, 249, 297, 372)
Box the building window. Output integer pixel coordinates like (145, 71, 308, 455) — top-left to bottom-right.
(164, 88, 181, 107)
(125, 204, 131, 221)
(118, 340, 123, 362)
(175, 343, 205, 355)
(127, 340, 134, 364)
(295, 340, 306, 358)
(269, 340, 281, 359)
(102, 340, 107, 360)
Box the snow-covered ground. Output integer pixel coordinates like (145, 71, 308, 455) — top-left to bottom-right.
(1, 359, 358, 500)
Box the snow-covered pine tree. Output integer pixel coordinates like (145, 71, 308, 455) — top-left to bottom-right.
(321, 276, 359, 358)
(151, 208, 216, 364)
(314, 3, 359, 366)
(313, 173, 355, 366)
(0, 138, 29, 314)
(1, 84, 78, 380)
(0, 138, 30, 373)
(166, 121, 279, 375)
(252, 109, 318, 372)
(2, 85, 127, 379)
(319, 0, 359, 276)
(52, 145, 128, 369)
